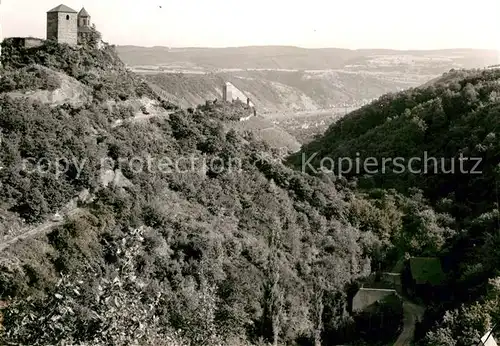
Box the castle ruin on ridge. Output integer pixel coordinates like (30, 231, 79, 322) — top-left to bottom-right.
(46, 4, 92, 46)
(222, 81, 258, 116)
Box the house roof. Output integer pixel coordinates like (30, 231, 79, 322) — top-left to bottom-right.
(78, 7, 90, 17)
(47, 4, 78, 13)
(409, 257, 445, 285)
(352, 288, 398, 312)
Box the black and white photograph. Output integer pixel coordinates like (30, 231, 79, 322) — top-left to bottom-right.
(0, 1, 499, 345)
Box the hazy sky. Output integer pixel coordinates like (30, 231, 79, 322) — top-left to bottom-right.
(2, 0, 500, 50)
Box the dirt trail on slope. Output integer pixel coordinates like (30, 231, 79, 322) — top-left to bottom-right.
(112, 110, 175, 128)
(0, 107, 174, 254)
(0, 208, 83, 253)
(393, 300, 425, 346)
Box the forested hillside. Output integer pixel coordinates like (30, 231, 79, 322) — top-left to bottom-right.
(292, 68, 500, 228)
(1, 30, 499, 346)
(0, 92, 373, 345)
(290, 67, 500, 345)
(0, 35, 427, 346)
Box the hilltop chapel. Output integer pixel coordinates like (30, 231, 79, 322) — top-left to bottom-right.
(46, 4, 92, 45)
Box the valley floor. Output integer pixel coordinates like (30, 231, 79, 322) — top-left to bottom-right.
(262, 107, 359, 120)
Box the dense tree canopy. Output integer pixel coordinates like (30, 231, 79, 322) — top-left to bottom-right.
(290, 68, 500, 345)
(1, 37, 499, 345)
(0, 38, 397, 344)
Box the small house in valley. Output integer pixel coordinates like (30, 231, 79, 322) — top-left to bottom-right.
(403, 257, 447, 299)
(382, 272, 402, 289)
(409, 257, 445, 286)
(352, 288, 398, 312)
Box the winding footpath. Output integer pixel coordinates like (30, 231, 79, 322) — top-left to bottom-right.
(111, 110, 175, 128)
(0, 208, 83, 253)
(393, 300, 425, 346)
(0, 110, 176, 254)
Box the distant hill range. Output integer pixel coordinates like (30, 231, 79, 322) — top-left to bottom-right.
(116, 46, 499, 113)
(116, 46, 499, 71)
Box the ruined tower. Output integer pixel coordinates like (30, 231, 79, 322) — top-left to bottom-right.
(222, 82, 232, 102)
(46, 4, 78, 45)
(77, 7, 91, 44)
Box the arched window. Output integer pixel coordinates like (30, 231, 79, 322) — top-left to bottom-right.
(66, 15, 70, 20)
